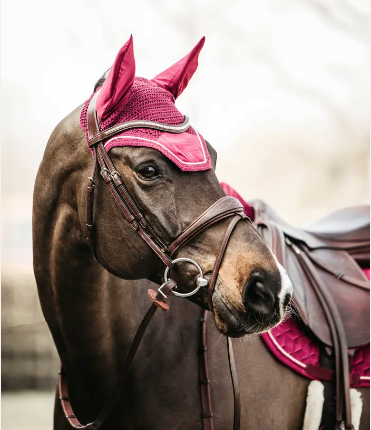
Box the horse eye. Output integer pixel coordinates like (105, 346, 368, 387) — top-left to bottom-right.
(136, 165, 159, 180)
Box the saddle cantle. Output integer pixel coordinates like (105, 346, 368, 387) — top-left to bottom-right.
(251, 199, 370, 349)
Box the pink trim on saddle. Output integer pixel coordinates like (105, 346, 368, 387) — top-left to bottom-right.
(261, 319, 320, 379)
(221, 182, 370, 388)
(260, 319, 370, 388)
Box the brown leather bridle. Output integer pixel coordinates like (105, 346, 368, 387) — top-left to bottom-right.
(59, 90, 246, 429)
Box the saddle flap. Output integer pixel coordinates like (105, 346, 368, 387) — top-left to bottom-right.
(288, 247, 370, 348)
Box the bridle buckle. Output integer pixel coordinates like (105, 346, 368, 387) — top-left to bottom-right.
(100, 167, 111, 177)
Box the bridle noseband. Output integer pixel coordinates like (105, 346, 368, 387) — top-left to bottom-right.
(59, 90, 247, 429)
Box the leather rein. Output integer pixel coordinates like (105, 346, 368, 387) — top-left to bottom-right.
(58, 90, 246, 429)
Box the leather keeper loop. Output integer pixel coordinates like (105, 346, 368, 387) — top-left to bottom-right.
(112, 174, 122, 187)
(199, 346, 208, 354)
(100, 169, 112, 183)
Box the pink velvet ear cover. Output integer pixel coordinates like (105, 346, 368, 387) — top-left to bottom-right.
(96, 36, 136, 121)
(152, 37, 205, 99)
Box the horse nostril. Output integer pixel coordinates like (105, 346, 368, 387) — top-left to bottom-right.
(242, 280, 275, 316)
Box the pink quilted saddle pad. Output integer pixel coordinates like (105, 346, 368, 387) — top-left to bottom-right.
(260, 319, 369, 388)
(220, 182, 370, 388)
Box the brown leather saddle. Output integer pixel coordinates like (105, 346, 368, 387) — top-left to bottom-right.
(251, 199, 370, 429)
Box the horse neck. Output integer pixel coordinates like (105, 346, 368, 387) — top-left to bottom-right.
(34, 197, 146, 407)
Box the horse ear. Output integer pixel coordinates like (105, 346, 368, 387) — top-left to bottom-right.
(96, 36, 135, 121)
(151, 37, 205, 99)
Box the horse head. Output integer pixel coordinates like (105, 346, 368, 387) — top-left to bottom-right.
(49, 36, 293, 339)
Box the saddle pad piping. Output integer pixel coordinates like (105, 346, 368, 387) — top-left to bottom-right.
(261, 329, 370, 388)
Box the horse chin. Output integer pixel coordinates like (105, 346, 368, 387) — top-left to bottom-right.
(212, 293, 281, 338)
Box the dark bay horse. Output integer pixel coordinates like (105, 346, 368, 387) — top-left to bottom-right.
(33, 37, 293, 429)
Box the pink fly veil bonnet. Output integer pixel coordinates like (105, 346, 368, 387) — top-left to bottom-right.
(80, 36, 211, 172)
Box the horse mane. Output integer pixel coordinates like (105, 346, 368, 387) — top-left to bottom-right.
(94, 68, 111, 91)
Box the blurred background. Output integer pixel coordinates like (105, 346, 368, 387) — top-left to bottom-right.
(1, 0, 369, 428)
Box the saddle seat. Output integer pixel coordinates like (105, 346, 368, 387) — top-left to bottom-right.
(306, 205, 369, 242)
(305, 206, 370, 263)
(250, 199, 370, 349)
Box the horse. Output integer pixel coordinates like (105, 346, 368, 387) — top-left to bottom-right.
(33, 36, 293, 429)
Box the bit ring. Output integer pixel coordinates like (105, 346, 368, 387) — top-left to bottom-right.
(164, 258, 208, 298)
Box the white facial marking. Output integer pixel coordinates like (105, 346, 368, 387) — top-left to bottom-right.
(271, 252, 293, 318)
